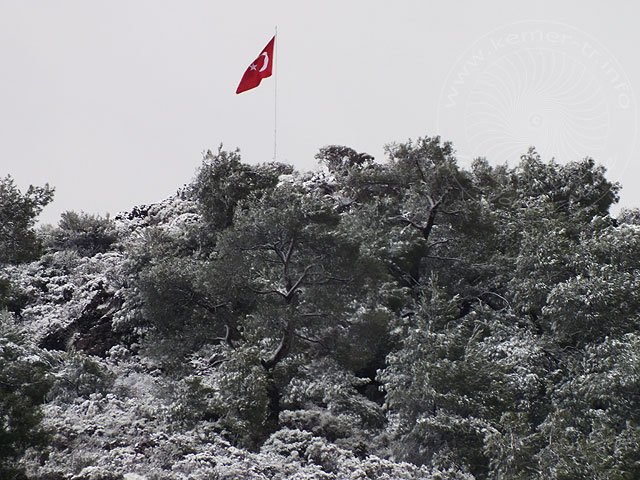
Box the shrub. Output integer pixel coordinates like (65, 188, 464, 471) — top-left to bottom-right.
(0, 313, 53, 477)
(47, 211, 118, 257)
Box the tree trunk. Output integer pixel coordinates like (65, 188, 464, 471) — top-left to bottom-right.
(261, 322, 294, 371)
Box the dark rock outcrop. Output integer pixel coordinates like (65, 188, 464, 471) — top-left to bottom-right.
(39, 282, 133, 357)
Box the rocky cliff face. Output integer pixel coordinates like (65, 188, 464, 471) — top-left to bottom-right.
(38, 281, 127, 357)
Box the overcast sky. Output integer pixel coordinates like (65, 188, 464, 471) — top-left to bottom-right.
(1, 0, 638, 224)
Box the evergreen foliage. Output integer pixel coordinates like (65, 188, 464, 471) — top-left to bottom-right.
(46, 211, 119, 257)
(0, 314, 53, 478)
(1, 136, 639, 479)
(0, 175, 54, 264)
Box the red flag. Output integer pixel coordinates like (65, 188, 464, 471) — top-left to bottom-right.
(236, 36, 275, 94)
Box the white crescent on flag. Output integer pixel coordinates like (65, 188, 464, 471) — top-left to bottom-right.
(259, 52, 269, 72)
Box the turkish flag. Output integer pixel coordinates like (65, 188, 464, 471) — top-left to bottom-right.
(236, 36, 275, 94)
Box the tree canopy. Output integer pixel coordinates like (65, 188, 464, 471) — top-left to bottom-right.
(0, 175, 53, 264)
(0, 137, 638, 479)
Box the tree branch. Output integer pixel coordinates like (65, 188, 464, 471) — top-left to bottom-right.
(261, 322, 294, 371)
(247, 285, 287, 298)
(294, 332, 330, 351)
(414, 157, 428, 184)
(284, 264, 316, 301)
(425, 255, 462, 262)
(427, 239, 450, 250)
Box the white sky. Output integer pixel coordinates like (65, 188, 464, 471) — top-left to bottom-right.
(1, 0, 638, 224)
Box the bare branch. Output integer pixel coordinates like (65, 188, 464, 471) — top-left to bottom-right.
(478, 291, 513, 310)
(425, 255, 462, 262)
(294, 332, 330, 351)
(422, 197, 443, 241)
(209, 357, 229, 368)
(240, 243, 277, 252)
(280, 235, 298, 292)
(427, 239, 450, 250)
(210, 324, 239, 349)
(247, 285, 287, 298)
(426, 194, 435, 209)
(323, 275, 351, 283)
(397, 215, 426, 232)
(284, 235, 297, 266)
(284, 264, 317, 299)
(440, 208, 463, 216)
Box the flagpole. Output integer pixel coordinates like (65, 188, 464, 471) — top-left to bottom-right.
(273, 26, 278, 162)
